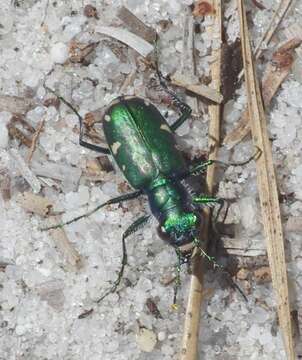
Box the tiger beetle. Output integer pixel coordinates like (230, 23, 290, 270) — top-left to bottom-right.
(43, 70, 257, 305)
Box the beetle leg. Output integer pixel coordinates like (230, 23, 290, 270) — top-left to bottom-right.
(79, 134, 111, 154)
(170, 105, 192, 132)
(175, 146, 261, 181)
(96, 214, 151, 303)
(41, 190, 143, 231)
(153, 43, 192, 132)
(155, 71, 192, 132)
(176, 160, 214, 180)
(193, 195, 223, 206)
(44, 84, 110, 154)
(193, 196, 229, 224)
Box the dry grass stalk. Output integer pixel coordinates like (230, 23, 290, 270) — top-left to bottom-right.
(237, 1, 295, 358)
(180, 1, 222, 359)
(253, 0, 294, 60)
(223, 37, 301, 148)
(238, 0, 294, 80)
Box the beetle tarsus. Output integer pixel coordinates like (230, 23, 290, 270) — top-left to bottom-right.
(43, 83, 111, 154)
(41, 190, 143, 231)
(96, 215, 150, 303)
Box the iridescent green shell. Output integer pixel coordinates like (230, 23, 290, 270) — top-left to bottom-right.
(103, 96, 187, 189)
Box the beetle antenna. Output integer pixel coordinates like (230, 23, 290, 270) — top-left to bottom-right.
(43, 83, 88, 141)
(43, 84, 83, 121)
(213, 146, 262, 168)
(193, 239, 248, 302)
(153, 35, 192, 115)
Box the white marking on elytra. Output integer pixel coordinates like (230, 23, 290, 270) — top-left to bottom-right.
(104, 115, 111, 122)
(122, 165, 126, 171)
(160, 124, 171, 132)
(144, 100, 150, 106)
(111, 142, 121, 155)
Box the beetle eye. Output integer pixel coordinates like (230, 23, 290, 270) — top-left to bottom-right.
(157, 225, 170, 242)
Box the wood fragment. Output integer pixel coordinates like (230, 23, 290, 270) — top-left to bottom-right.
(7, 123, 32, 147)
(254, 266, 271, 284)
(96, 26, 154, 58)
(83, 4, 98, 18)
(117, 6, 156, 44)
(0, 95, 37, 114)
(251, 0, 266, 10)
(69, 41, 99, 64)
(119, 68, 136, 94)
(171, 73, 223, 104)
(119, 49, 137, 94)
(16, 192, 53, 217)
(284, 24, 302, 59)
(11, 114, 35, 133)
(43, 97, 60, 109)
(27, 118, 45, 164)
(181, 8, 196, 78)
(30, 161, 82, 192)
(180, 2, 222, 360)
(10, 148, 41, 194)
(0, 169, 11, 202)
(192, 1, 215, 17)
(272, 38, 302, 70)
(223, 38, 300, 148)
(47, 216, 83, 269)
(237, 1, 295, 359)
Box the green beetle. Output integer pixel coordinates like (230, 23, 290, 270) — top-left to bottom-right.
(44, 86, 224, 303)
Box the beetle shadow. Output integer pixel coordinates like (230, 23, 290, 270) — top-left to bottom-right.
(181, 151, 244, 295)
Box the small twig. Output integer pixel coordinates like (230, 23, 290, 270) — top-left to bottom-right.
(180, 2, 223, 359)
(171, 72, 223, 104)
(27, 118, 45, 164)
(237, 1, 295, 358)
(117, 6, 156, 44)
(238, 0, 294, 80)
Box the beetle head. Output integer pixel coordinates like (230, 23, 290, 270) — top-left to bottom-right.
(157, 212, 202, 256)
